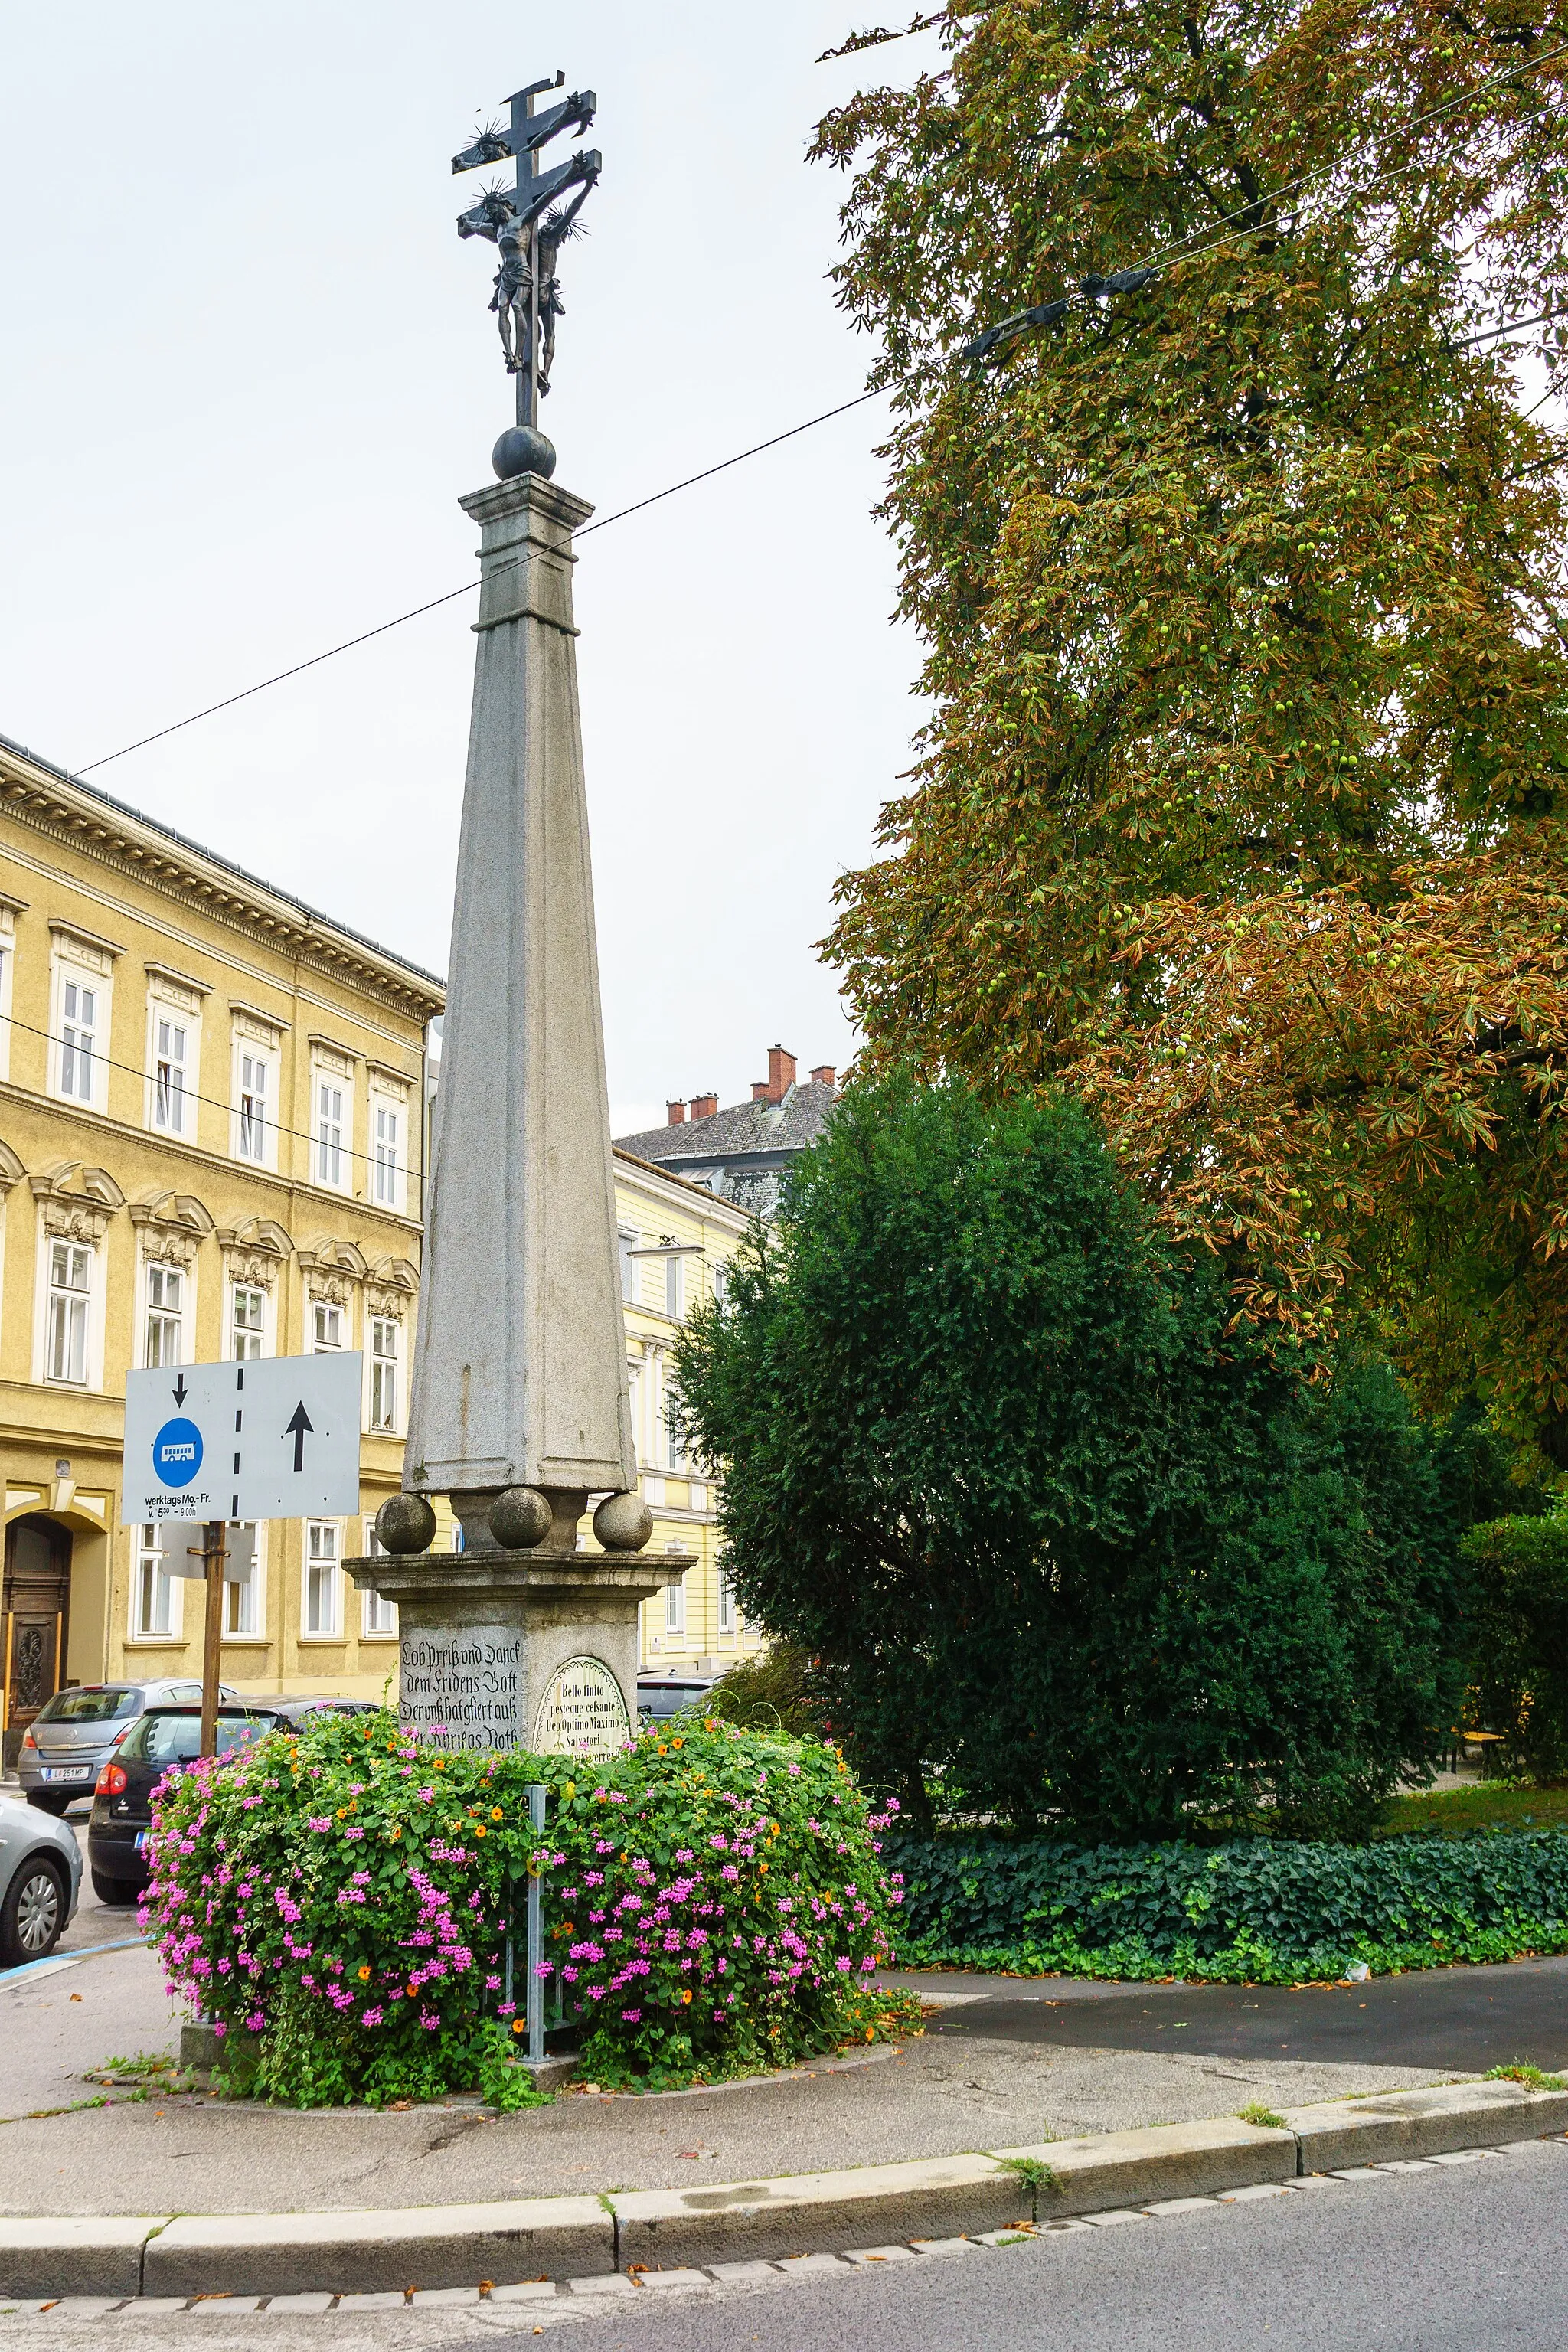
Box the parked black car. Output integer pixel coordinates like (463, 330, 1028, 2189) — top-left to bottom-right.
(87, 1697, 383, 1905)
(87, 1705, 285, 1906)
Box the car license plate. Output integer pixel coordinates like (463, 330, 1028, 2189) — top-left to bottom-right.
(41, 1767, 90, 1782)
(134, 1831, 152, 1852)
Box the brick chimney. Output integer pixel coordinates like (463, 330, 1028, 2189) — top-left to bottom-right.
(751, 1080, 770, 1102)
(766, 1044, 796, 1104)
(690, 1092, 717, 1120)
(810, 1064, 836, 1090)
(666, 1099, 687, 1125)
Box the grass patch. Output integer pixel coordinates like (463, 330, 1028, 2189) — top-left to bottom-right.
(1485, 2062, 1567, 2092)
(1373, 1784, 1568, 1838)
(1237, 2102, 1287, 2129)
(995, 2153, 1062, 2223)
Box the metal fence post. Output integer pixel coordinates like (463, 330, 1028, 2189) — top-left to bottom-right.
(526, 1782, 545, 2063)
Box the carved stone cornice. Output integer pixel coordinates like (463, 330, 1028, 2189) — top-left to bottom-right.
(214, 1214, 294, 1289)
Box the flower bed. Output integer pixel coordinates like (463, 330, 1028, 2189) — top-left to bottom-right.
(142, 1710, 904, 2105)
(891, 1830, 1568, 1982)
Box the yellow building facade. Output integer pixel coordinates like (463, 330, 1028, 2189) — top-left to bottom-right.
(0, 733, 759, 1759)
(0, 734, 439, 1758)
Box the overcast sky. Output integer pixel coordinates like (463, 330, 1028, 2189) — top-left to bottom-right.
(0, 4, 942, 1132)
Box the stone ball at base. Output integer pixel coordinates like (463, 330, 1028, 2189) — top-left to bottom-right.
(593, 1490, 654, 1552)
(374, 1492, 437, 1555)
(492, 425, 557, 481)
(491, 1485, 552, 1550)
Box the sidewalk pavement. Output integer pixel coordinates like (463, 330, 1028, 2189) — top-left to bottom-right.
(0, 1942, 1452, 2219)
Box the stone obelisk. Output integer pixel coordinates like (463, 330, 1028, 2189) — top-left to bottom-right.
(347, 77, 686, 1757)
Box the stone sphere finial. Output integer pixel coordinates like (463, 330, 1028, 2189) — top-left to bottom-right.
(593, 1490, 654, 1552)
(492, 425, 557, 482)
(375, 1492, 437, 1555)
(491, 1485, 553, 1550)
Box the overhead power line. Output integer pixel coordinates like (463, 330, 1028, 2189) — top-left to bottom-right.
(76, 387, 887, 776)
(73, 35, 1568, 778)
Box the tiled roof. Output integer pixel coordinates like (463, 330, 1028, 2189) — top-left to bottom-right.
(615, 1080, 838, 1168)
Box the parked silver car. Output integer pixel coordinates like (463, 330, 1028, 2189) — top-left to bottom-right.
(0, 1793, 81, 1967)
(18, 1679, 238, 1815)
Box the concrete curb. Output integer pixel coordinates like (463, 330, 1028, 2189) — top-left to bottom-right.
(2, 2082, 1564, 2298)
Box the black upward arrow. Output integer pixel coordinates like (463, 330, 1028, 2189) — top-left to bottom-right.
(172, 1374, 188, 1406)
(284, 1401, 314, 1473)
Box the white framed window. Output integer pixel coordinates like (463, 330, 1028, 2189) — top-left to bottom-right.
(664, 1576, 685, 1636)
(369, 1316, 398, 1432)
(711, 1261, 730, 1308)
(619, 1227, 638, 1302)
(133, 1524, 175, 1639)
(225, 1525, 261, 1635)
(372, 1098, 401, 1209)
(154, 1015, 188, 1132)
(313, 1067, 351, 1191)
(0, 900, 18, 1085)
(143, 1260, 185, 1368)
(305, 1521, 341, 1636)
(361, 1523, 397, 1636)
(313, 1298, 345, 1351)
(230, 1282, 266, 1360)
(49, 932, 116, 1113)
(718, 1572, 737, 1636)
(61, 977, 97, 1104)
(230, 1028, 280, 1170)
(665, 1253, 684, 1320)
(46, 1239, 92, 1384)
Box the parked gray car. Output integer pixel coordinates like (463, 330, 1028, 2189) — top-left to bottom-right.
(17, 1679, 238, 1815)
(0, 1793, 80, 1967)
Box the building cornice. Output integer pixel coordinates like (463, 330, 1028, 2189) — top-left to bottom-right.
(0, 736, 446, 1024)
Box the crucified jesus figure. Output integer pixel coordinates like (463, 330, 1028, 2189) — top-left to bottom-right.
(489, 178, 595, 397)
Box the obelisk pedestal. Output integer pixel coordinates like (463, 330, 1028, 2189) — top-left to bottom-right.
(346, 460, 687, 1755)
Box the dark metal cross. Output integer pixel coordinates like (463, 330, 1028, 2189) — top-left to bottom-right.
(453, 74, 602, 430)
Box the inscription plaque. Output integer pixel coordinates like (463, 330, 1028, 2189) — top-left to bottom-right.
(534, 1655, 631, 1757)
(401, 1623, 524, 1751)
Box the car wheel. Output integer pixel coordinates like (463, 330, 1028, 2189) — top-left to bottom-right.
(90, 1871, 140, 1908)
(0, 1858, 67, 1967)
(24, 1792, 72, 1818)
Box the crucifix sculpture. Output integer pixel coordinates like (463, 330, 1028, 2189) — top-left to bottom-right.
(454, 75, 601, 446)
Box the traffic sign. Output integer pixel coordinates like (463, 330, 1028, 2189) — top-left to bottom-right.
(122, 1354, 364, 1526)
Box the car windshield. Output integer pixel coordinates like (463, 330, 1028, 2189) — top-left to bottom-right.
(35, 1687, 141, 1725)
(119, 1713, 274, 1765)
(639, 1684, 709, 1720)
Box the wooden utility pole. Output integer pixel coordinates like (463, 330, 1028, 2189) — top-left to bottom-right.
(198, 1521, 227, 1759)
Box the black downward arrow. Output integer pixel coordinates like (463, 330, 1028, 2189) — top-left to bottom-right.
(284, 1401, 314, 1472)
(172, 1374, 188, 1406)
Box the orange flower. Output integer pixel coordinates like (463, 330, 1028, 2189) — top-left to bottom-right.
(671, 1737, 684, 1749)
(492, 1807, 503, 1820)
(657, 1743, 668, 1756)
(681, 1990, 693, 2005)
(511, 2019, 525, 2034)
(358, 1966, 371, 1981)
(407, 1982, 418, 1997)
(759, 1861, 769, 1873)
(475, 1825, 488, 1838)
(434, 1760, 446, 1771)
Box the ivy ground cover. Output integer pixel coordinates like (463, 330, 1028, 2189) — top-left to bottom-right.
(142, 1710, 904, 2105)
(893, 1831, 1568, 1984)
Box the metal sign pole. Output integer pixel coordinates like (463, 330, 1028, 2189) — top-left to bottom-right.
(198, 1521, 227, 1759)
(526, 1782, 545, 2063)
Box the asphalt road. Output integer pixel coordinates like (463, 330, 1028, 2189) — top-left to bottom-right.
(924, 1954, 1568, 2073)
(487, 2137, 1568, 2352)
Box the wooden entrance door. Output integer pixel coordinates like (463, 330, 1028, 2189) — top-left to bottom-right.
(2, 1515, 72, 1769)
